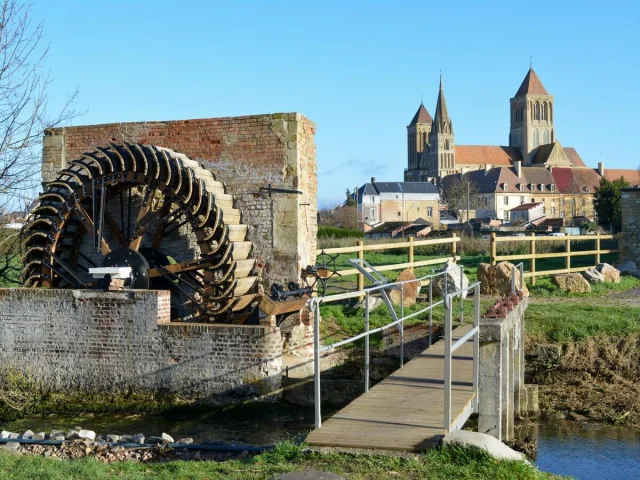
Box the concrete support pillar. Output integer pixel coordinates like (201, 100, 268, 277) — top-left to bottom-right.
(513, 311, 525, 415)
(478, 339, 503, 439)
(504, 326, 514, 440)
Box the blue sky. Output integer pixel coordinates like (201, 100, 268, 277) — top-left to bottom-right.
(34, 0, 639, 206)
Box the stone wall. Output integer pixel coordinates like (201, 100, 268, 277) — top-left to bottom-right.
(0, 288, 282, 402)
(41, 113, 317, 288)
(621, 188, 640, 262)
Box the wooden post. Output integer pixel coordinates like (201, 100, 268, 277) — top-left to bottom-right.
(408, 236, 415, 271)
(618, 233, 624, 263)
(565, 236, 571, 272)
(530, 232, 536, 286)
(451, 232, 457, 262)
(357, 240, 364, 293)
(596, 233, 601, 265)
(490, 232, 497, 266)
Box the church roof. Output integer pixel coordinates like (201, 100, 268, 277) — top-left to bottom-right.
(455, 145, 522, 166)
(409, 103, 432, 125)
(604, 169, 640, 185)
(515, 67, 549, 96)
(433, 77, 452, 133)
(532, 142, 586, 167)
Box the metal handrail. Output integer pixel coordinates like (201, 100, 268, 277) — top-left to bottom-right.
(310, 265, 480, 433)
(511, 262, 525, 294)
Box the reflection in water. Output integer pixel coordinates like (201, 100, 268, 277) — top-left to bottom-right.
(3, 404, 319, 446)
(536, 421, 640, 480)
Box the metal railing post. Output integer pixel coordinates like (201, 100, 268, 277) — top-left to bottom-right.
(473, 284, 480, 412)
(364, 292, 370, 393)
(428, 279, 433, 346)
(400, 283, 405, 368)
(313, 300, 321, 428)
(511, 266, 516, 294)
(459, 265, 464, 324)
(444, 293, 453, 432)
(519, 263, 524, 290)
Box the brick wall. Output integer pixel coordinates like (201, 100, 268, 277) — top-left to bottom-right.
(621, 188, 640, 262)
(0, 288, 282, 402)
(41, 112, 317, 288)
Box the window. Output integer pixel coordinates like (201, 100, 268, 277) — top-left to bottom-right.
(444, 139, 450, 150)
(560, 198, 565, 208)
(534, 102, 540, 120)
(503, 183, 508, 191)
(371, 196, 375, 202)
(484, 197, 488, 207)
(533, 129, 539, 148)
(504, 210, 510, 220)
(583, 186, 590, 193)
(519, 183, 524, 191)
(427, 207, 433, 217)
(543, 129, 550, 144)
(397, 212, 401, 216)
(505, 196, 509, 205)
(551, 207, 556, 215)
(540, 184, 545, 192)
(369, 208, 377, 221)
(550, 184, 555, 191)
(542, 103, 547, 120)
(529, 183, 535, 191)
(532, 198, 535, 202)
(520, 196, 525, 204)
(543, 207, 546, 214)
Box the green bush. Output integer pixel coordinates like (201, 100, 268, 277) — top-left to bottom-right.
(317, 226, 364, 240)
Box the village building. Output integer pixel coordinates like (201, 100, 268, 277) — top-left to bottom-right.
(356, 179, 440, 230)
(509, 202, 544, 224)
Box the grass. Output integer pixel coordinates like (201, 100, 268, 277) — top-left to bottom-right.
(0, 441, 562, 479)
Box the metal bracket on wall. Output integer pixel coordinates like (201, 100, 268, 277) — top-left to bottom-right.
(257, 184, 303, 197)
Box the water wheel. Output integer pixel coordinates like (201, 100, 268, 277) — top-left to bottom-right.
(21, 143, 258, 322)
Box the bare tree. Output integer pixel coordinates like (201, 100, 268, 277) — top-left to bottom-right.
(0, 0, 78, 283)
(441, 175, 482, 221)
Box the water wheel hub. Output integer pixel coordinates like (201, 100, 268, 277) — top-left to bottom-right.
(101, 248, 150, 289)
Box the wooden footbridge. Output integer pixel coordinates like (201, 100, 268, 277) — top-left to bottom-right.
(305, 260, 481, 452)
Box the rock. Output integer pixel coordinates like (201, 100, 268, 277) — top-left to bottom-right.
(432, 260, 470, 299)
(176, 437, 194, 444)
(35, 432, 47, 440)
(8, 433, 19, 439)
(0, 431, 13, 439)
(161, 433, 174, 444)
(0, 442, 22, 456)
(356, 295, 384, 312)
(618, 260, 638, 274)
(552, 273, 591, 293)
(596, 263, 621, 283)
(120, 435, 133, 442)
(106, 434, 121, 443)
(582, 268, 604, 284)
(66, 430, 80, 440)
(96, 435, 107, 443)
(147, 436, 163, 445)
(442, 430, 526, 462)
(477, 262, 530, 297)
(78, 429, 96, 441)
(389, 268, 421, 306)
(20, 430, 35, 439)
(52, 435, 66, 441)
(132, 433, 145, 444)
(50, 429, 65, 438)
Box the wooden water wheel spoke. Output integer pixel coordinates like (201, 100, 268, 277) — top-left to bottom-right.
(22, 143, 257, 322)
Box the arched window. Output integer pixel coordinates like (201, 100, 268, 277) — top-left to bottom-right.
(543, 129, 550, 144)
(549, 104, 553, 122)
(533, 128, 539, 148)
(530, 101, 533, 120)
(444, 139, 450, 150)
(534, 102, 540, 120)
(551, 130, 554, 142)
(542, 103, 547, 120)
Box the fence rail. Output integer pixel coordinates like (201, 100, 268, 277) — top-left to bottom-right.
(490, 232, 622, 285)
(316, 234, 460, 291)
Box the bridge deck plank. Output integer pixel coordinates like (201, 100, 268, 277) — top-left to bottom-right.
(306, 323, 475, 452)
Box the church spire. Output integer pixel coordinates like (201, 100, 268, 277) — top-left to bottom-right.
(433, 76, 452, 134)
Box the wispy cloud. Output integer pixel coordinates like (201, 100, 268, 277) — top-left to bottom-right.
(320, 157, 389, 177)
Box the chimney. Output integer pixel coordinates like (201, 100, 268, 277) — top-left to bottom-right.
(484, 164, 490, 176)
(371, 177, 376, 183)
(514, 160, 522, 178)
(598, 162, 604, 176)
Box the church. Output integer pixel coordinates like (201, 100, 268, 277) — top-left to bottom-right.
(404, 67, 583, 182)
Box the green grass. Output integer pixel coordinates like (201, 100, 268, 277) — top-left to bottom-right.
(526, 301, 640, 343)
(0, 442, 562, 479)
(529, 275, 640, 298)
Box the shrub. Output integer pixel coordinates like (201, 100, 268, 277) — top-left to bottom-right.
(317, 226, 363, 240)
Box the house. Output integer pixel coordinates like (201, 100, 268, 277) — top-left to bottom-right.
(364, 218, 432, 240)
(510, 202, 544, 224)
(356, 178, 440, 229)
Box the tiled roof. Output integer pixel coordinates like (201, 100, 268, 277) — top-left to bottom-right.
(510, 202, 543, 212)
(359, 181, 439, 196)
(563, 148, 586, 167)
(604, 169, 640, 185)
(409, 103, 432, 125)
(522, 167, 554, 188)
(515, 67, 549, 96)
(455, 145, 522, 166)
(551, 167, 601, 194)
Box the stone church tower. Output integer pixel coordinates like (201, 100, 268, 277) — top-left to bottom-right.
(509, 67, 555, 164)
(428, 77, 455, 178)
(405, 103, 432, 181)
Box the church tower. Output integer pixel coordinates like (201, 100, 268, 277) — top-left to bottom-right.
(428, 76, 455, 178)
(509, 67, 555, 164)
(405, 102, 432, 181)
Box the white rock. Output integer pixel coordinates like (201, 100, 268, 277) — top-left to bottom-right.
(357, 295, 384, 312)
(78, 429, 96, 441)
(20, 430, 35, 439)
(582, 268, 604, 284)
(433, 260, 470, 299)
(132, 433, 145, 444)
(0, 431, 13, 439)
(618, 260, 638, 274)
(442, 430, 526, 462)
(35, 432, 47, 440)
(106, 434, 121, 443)
(176, 437, 194, 444)
(161, 433, 174, 443)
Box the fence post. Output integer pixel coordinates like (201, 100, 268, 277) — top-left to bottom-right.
(565, 236, 571, 272)
(451, 232, 457, 262)
(596, 233, 601, 265)
(408, 236, 414, 271)
(490, 232, 497, 265)
(530, 233, 536, 286)
(357, 240, 364, 295)
(618, 233, 623, 264)
(364, 291, 370, 393)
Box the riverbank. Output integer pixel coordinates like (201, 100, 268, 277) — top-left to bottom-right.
(0, 440, 562, 479)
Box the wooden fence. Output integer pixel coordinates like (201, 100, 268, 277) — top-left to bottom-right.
(315, 234, 461, 291)
(490, 232, 623, 285)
